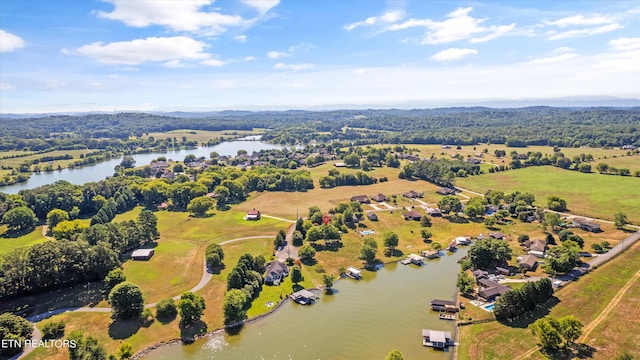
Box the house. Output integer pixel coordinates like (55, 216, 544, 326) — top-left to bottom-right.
(430, 299, 459, 312)
(478, 278, 500, 289)
(157, 202, 169, 210)
(572, 218, 601, 232)
(150, 161, 169, 170)
(264, 261, 289, 285)
(402, 210, 422, 221)
(333, 162, 346, 167)
(427, 207, 442, 217)
(489, 232, 505, 240)
(436, 187, 457, 196)
(366, 212, 378, 221)
(346, 266, 362, 279)
(403, 190, 420, 199)
(448, 241, 458, 252)
(622, 144, 637, 150)
(422, 329, 454, 348)
(496, 267, 511, 276)
(455, 236, 472, 245)
(245, 209, 261, 220)
(472, 269, 489, 280)
(131, 248, 154, 261)
(526, 238, 547, 258)
(478, 284, 510, 301)
(519, 254, 539, 271)
(290, 289, 318, 305)
(405, 253, 425, 265)
(466, 158, 482, 165)
(350, 195, 371, 204)
(371, 193, 389, 202)
(422, 250, 439, 259)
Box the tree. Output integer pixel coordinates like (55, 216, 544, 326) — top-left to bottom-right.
(104, 268, 126, 292)
(291, 265, 304, 284)
(120, 155, 136, 169)
(616, 351, 635, 360)
(457, 271, 475, 295)
(544, 245, 579, 274)
(420, 229, 433, 241)
(155, 298, 178, 321)
(543, 212, 561, 231)
(0, 313, 33, 356)
(464, 196, 487, 218)
(344, 153, 360, 167)
(530, 318, 563, 352)
(596, 162, 609, 173)
(178, 291, 206, 324)
(383, 231, 399, 255)
(46, 209, 69, 232)
(187, 196, 215, 216)
(2, 206, 37, 232)
(558, 315, 583, 347)
(274, 229, 287, 249)
(67, 330, 108, 360)
(468, 239, 513, 270)
(298, 244, 316, 262)
(385, 349, 404, 360)
(322, 274, 336, 290)
(484, 216, 497, 229)
(437, 195, 462, 215)
(547, 196, 567, 212)
(420, 215, 432, 227)
(52, 219, 88, 240)
(614, 212, 629, 229)
(359, 238, 378, 265)
(42, 320, 65, 340)
(223, 289, 247, 325)
(205, 243, 224, 270)
(117, 342, 134, 360)
(108, 282, 144, 319)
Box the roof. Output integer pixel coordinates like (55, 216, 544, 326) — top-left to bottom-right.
(346, 266, 361, 275)
(292, 289, 316, 299)
(422, 329, 451, 341)
(478, 278, 500, 288)
(403, 190, 419, 198)
(367, 212, 378, 220)
(520, 254, 538, 268)
(132, 249, 154, 257)
(408, 253, 425, 261)
(489, 232, 505, 239)
(528, 239, 547, 253)
(247, 209, 260, 215)
(472, 269, 489, 278)
(265, 261, 287, 275)
(572, 217, 601, 228)
(479, 285, 510, 298)
(350, 195, 370, 203)
(403, 210, 422, 219)
(430, 299, 457, 307)
(371, 193, 389, 202)
(436, 187, 456, 195)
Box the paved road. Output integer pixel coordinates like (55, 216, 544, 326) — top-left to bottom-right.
(587, 231, 640, 268)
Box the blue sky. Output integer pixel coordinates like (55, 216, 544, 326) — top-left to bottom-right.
(0, 0, 639, 113)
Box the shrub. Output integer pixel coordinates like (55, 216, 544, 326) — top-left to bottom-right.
(42, 320, 65, 340)
(155, 298, 178, 321)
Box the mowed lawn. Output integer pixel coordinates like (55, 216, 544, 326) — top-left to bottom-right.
(457, 241, 640, 360)
(457, 166, 640, 223)
(0, 225, 50, 255)
(141, 128, 264, 142)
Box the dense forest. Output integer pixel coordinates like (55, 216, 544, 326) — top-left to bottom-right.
(0, 107, 638, 152)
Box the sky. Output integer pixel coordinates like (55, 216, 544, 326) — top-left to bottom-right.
(0, 0, 639, 113)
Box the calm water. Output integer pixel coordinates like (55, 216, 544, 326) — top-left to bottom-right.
(146, 249, 466, 360)
(1, 139, 289, 194)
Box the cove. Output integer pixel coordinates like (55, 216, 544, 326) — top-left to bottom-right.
(1, 139, 291, 194)
(145, 249, 467, 360)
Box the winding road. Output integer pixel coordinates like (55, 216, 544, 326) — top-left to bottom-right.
(15, 234, 278, 360)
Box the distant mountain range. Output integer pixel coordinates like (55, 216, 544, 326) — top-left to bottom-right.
(1, 96, 638, 119)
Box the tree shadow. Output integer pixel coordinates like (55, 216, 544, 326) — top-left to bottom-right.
(189, 213, 215, 218)
(224, 323, 244, 336)
(292, 284, 305, 292)
(324, 288, 336, 295)
(498, 296, 560, 329)
(543, 343, 595, 360)
(447, 216, 469, 224)
(156, 311, 177, 325)
(301, 258, 317, 266)
(179, 320, 207, 343)
(108, 318, 142, 340)
(0, 227, 37, 239)
(207, 264, 225, 275)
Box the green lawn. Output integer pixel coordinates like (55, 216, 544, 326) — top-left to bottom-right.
(457, 166, 640, 223)
(0, 225, 50, 255)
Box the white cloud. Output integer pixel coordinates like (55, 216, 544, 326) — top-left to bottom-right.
(545, 14, 615, 27)
(267, 50, 289, 59)
(164, 60, 186, 68)
(274, 63, 314, 71)
(609, 37, 640, 51)
(547, 23, 621, 40)
(241, 0, 279, 15)
(0, 82, 13, 91)
(97, 0, 246, 34)
(244, 56, 257, 61)
(215, 79, 235, 89)
(431, 48, 477, 62)
(553, 47, 574, 54)
(387, 7, 515, 45)
(344, 10, 405, 31)
(0, 30, 25, 52)
(527, 53, 578, 64)
(76, 36, 210, 65)
(201, 58, 226, 67)
(234, 35, 247, 43)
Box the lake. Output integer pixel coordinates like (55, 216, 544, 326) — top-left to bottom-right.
(145, 249, 466, 360)
(1, 139, 290, 194)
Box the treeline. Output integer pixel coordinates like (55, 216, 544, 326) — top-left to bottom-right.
(494, 278, 554, 321)
(318, 169, 377, 188)
(226, 254, 266, 302)
(402, 159, 480, 186)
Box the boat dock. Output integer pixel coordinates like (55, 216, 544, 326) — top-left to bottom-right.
(422, 329, 456, 348)
(439, 312, 457, 320)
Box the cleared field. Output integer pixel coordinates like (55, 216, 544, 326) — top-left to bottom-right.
(457, 166, 640, 223)
(0, 225, 50, 254)
(0, 149, 93, 171)
(142, 129, 264, 142)
(457, 240, 640, 360)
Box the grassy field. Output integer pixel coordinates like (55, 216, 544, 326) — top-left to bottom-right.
(457, 240, 640, 360)
(0, 225, 50, 255)
(141, 129, 265, 143)
(457, 166, 640, 223)
(0, 149, 93, 171)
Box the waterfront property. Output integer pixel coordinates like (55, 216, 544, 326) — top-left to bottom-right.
(264, 260, 289, 285)
(290, 289, 318, 305)
(422, 329, 455, 348)
(131, 248, 154, 261)
(430, 299, 459, 312)
(455, 236, 472, 245)
(422, 250, 440, 259)
(448, 241, 458, 252)
(346, 266, 362, 279)
(439, 312, 457, 320)
(401, 253, 425, 265)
